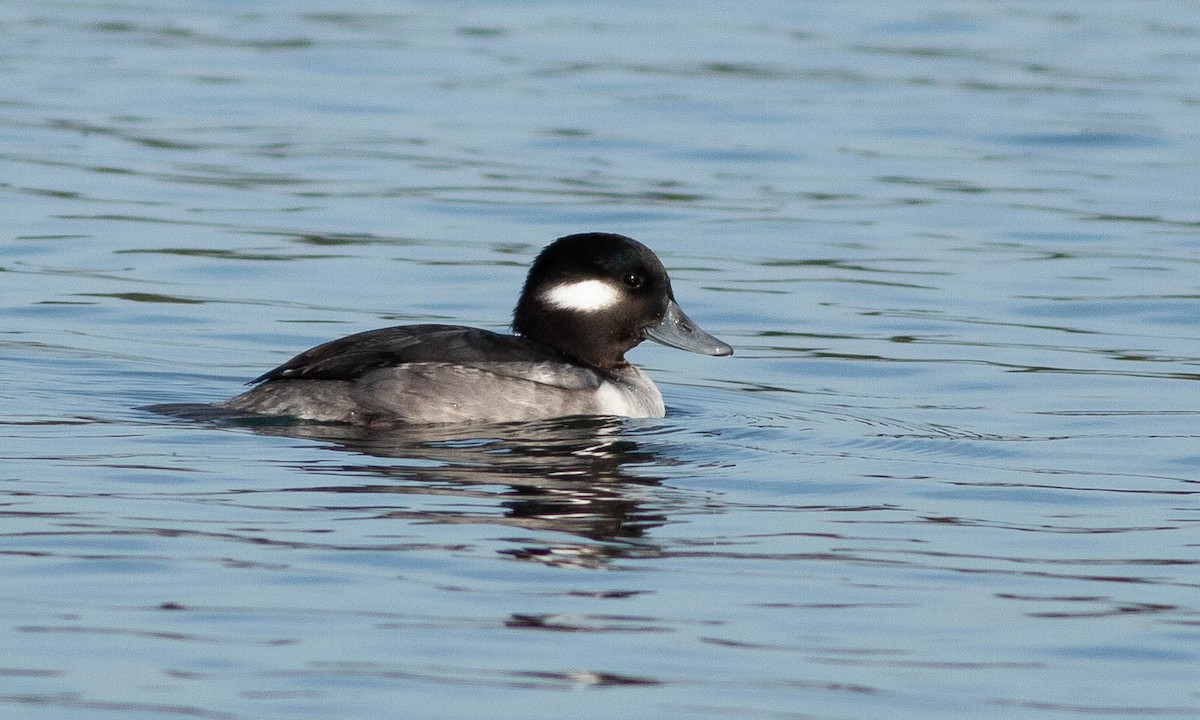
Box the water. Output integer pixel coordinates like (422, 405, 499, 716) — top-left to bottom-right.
(4, 1, 1200, 718)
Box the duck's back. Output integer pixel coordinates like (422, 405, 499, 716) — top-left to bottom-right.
(221, 325, 664, 424)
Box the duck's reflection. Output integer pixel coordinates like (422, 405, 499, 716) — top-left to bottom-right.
(151, 405, 678, 562)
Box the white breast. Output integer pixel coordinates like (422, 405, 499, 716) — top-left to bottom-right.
(593, 367, 665, 418)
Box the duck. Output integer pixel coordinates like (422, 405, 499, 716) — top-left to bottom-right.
(221, 232, 732, 424)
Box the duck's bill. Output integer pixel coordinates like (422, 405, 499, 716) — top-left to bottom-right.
(644, 300, 733, 356)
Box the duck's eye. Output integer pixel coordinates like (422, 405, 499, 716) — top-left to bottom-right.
(622, 272, 644, 289)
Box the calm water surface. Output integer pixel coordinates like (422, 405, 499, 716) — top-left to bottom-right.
(3, 1, 1200, 718)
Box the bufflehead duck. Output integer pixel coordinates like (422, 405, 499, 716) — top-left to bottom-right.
(222, 232, 732, 424)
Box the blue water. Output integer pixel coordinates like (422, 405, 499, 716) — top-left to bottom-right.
(4, 1, 1200, 718)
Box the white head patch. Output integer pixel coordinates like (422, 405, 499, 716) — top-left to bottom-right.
(542, 279, 621, 312)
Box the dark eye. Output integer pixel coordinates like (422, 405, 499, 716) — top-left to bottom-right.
(622, 272, 644, 289)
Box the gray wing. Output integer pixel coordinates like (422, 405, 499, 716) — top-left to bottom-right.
(227, 325, 612, 423)
(248, 325, 567, 384)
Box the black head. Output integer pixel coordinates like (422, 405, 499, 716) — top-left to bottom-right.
(513, 233, 731, 369)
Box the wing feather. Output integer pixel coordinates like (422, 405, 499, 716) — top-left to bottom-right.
(250, 325, 567, 384)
